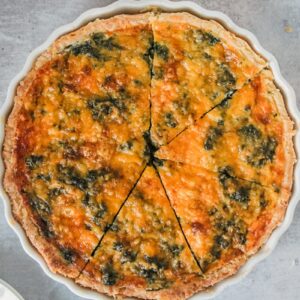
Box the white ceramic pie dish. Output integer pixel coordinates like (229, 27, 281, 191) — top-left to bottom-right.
(0, 279, 24, 300)
(0, 0, 299, 299)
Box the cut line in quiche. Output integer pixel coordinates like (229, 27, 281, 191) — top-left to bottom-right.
(156, 69, 295, 190)
(77, 166, 202, 299)
(3, 13, 152, 278)
(157, 160, 290, 273)
(150, 13, 266, 146)
(2, 11, 295, 300)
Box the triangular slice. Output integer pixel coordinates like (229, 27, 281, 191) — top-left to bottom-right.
(77, 167, 201, 299)
(156, 70, 295, 189)
(3, 14, 152, 278)
(157, 160, 289, 274)
(150, 12, 266, 145)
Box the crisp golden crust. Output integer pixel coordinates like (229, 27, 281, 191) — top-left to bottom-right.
(260, 70, 295, 193)
(78, 271, 203, 300)
(2, 11, 295, 300)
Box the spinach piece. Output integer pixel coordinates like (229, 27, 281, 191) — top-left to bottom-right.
(25, 155, 44, 170)
(86, 167, 115, 183)
(168, 244, 183, 257)
(68, 32, 122, 61)
(154, 42, 169, 61)
(238, 124, 262, 140)
(60, 247, 75, 263)
(48, 187, 63, 199)
(247, 137, 278, 167)
(82, 193, 92, 207)
(36, 173, 51, 182)
(218, 166, 234, 186)
(209, 234, 231, 264)
(238, 124, 278, 168)
(113, 241, 124, 252)
(164, 112, 177, 128)
(143, 39, 154, 68)
(69, 41, 103, 60)
(57, 164, 88, 191)
(229, 186, 250, 203)
(28, 193, 51, 216)
(203, 52, 213, 60)
(217, 64, 236, 91)
(202, 212, 248, 270)
(121, 249, 137, 264)
(218, 167, 250, 204)
(93, 202, 108, 226)
(194, 30, 220, 46)
(210, 244, 221, 260)
(87, 96, 114, 120)
(87, 96, 126, 122)
(102, 263, 118, 286)
(204, 125, 223, 150)
(136, 266, 159, 283)
(145, 255, 168, 269)
(172, 94, 190, 116)
(38, 218, 54, 238)
(91, 32, 123, 50)
(26, 192, 53, 238)
(63, 144, 81, 160)
(214, 235, 230, 249)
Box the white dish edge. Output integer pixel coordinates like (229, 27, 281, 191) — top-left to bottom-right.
(0, 0, 299, 299)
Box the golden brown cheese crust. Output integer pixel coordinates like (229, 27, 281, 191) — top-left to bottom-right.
(3, 13, 152, 278)
(156, 69, 295, 190)
(77, 167, 202, 299)
(3, 11, 295, 300)
(157, 161, 291, 268)
(150, 13, 267, 146)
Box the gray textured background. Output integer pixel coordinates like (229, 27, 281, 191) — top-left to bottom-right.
(0, 0, 299, 299)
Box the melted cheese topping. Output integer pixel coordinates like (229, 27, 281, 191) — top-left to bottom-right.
(158, 160, 282, 272)
(156, 70, 287, 189)
(150, 16, 265, 145)
(7, 12, 292, 296)
(82, 167, 199, 290)
(15, 25, 152, 265)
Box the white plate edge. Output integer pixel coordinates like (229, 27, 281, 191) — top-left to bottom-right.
(0, 0, 299, 299)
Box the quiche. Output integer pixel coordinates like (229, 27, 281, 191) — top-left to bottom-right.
(3, 11, 295, 300)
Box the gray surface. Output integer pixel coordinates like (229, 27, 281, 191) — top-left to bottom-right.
(0, 0, 299, 299)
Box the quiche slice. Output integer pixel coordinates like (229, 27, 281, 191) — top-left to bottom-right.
(156, 69, 295, 189)
(77, 166, 202, 299)
(150, 12, 266, 146)
(3, 14, 152, 278)
(156, 160, 290, 275)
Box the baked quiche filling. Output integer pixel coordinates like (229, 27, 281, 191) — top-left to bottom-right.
(3, 12, 294, 300)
